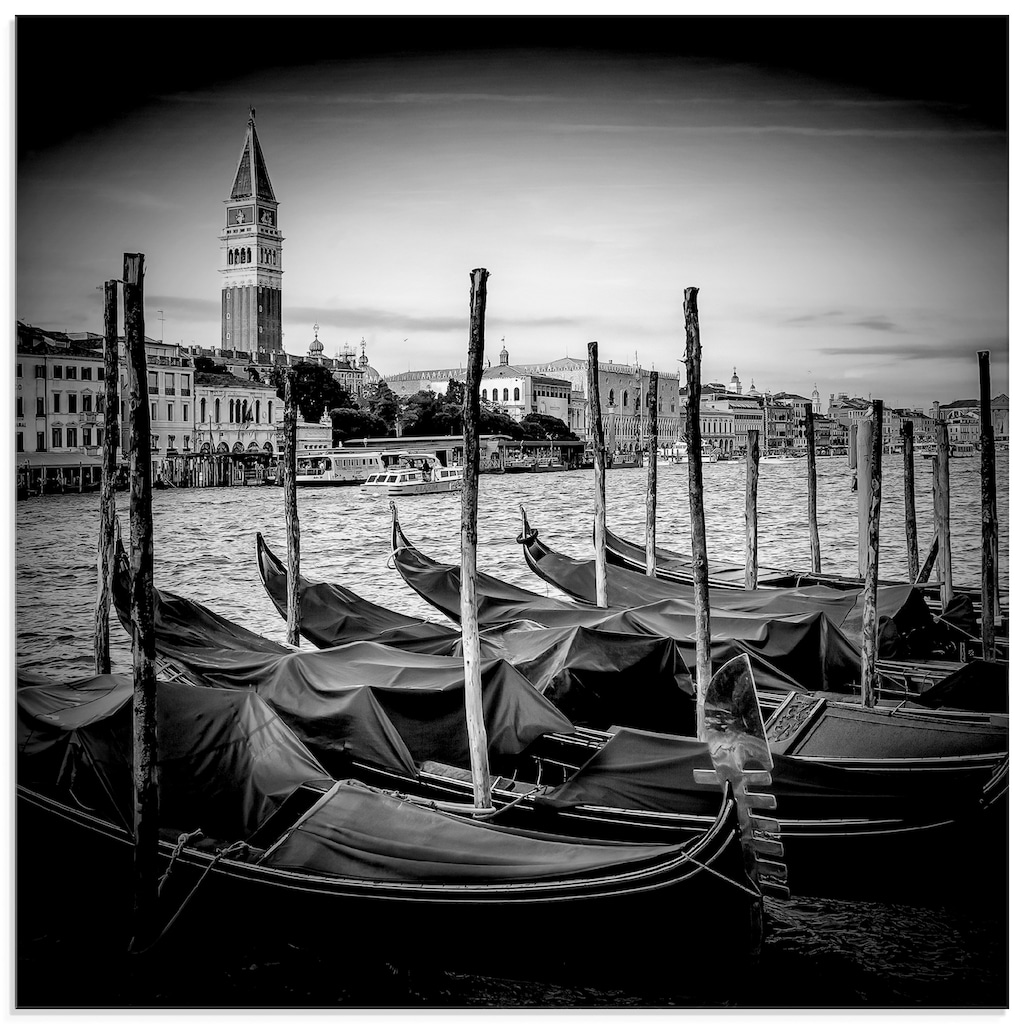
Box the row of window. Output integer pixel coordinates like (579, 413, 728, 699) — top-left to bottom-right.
(147, 371, 191, 396)
(17, 426, 106, 452)
(483, 387, 522, 403)
(198, 398, 273, 423)
(18, 363, 106, 381)
(27, 393, 105, 416)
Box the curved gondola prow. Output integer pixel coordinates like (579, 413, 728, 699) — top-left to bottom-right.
(255, 531, 290, 623)
(694, 653, 790, 903)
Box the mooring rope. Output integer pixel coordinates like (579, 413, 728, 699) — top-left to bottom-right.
(133, 839, 250, 954)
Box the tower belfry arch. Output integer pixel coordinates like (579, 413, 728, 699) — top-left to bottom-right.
(220, 108, 283, 354)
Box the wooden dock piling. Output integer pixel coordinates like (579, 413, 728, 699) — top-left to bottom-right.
(860, 400, 883, 707)
(645, 370, 659, 576)
(283, 371, 301, 646)
(934, 420, 953, 611)
(804, 402, 820, 573)
(977, 350, 998, 658)
(901, 420, 920, 582)
(848, 420, 858, 491)
(587, 342, 608, 608)
(682, 288, 712, 738)
(745, 429, 759, 591)
(856, 414, 874, 578)
(462, 268, 493, 809)
(123, 253, 160, 953)
(94, 279, 119, 675)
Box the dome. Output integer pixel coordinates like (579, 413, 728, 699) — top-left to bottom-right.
(308, 322, 324, 358)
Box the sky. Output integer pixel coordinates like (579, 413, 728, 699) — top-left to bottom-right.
(14, 12, 1010, 411)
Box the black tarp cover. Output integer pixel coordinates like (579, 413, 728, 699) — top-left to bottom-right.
(257, 536, 701, 732)
(17, 673, 330, 841)
(112, 553, 574, 775)
(261, 778, 690, 882)
(536, 727, 992, 822)
(257, 532, 456, 651)
(393, 523, 860, 693)
(521, 525, 938, 655)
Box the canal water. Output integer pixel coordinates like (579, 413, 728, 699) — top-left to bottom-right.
(14, 454, 1010, 1008)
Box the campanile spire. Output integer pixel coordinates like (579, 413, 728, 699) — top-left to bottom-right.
(220, 109, 283, 354)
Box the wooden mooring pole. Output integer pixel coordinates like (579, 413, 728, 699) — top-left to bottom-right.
(283, 371, 301, 646)
(977, 350, 999, 655)
(804, 403, 820, 574)
(856, 413, 874, 578)
(745, 429, 759, 590)
(860, 400, 883, 707)
(645, 369, 659, 576)
(123, 253, 160, 953)
(901, 420, 920, 582)
(94, 279, 119, 674)
(462, 268, 493, 809)
(847, 420, 858, 491)
(934, 420, 953, 611)
(682, 288, 712, 739)
(587, 342, 608, 608)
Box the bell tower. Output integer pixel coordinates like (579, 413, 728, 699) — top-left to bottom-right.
(220, 108, 283, 354)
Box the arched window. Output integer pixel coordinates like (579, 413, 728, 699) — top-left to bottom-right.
(227, 251, 233, 265)
(492, 388, 498, 401)
(255, 400, 261, 422)
(228, 400, 234, 424)
(514, 387, 520, 401)
(200, 398, 206, 422)
(502, 388, 509, 402)
(247, 248, 252, 263)
(481, 388, 487, 400)
(622, 389, 628, 408)
(214, 398, 221, 423)
(608, 389, 614, 406)
(267, 401, 272, 423)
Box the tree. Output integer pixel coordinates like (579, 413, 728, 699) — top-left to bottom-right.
(331, 407, 388, 444)
(271, 361, 348, 423)
(366, 381, 401, 434)
(521, 413, 577, 441)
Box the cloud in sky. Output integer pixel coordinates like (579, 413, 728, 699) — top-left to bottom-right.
(15, 15, 1008, 408)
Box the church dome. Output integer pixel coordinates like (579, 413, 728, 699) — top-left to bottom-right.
(308, 322, 324, 359)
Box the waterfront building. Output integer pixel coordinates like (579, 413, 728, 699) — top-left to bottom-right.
(193, 371, 278, 462)
(521, 355, 680, 450)
(220, 108, 283, 356)
(770, 393, 813, 449)
(891, 408, 937, 446)
(118, 339, 195, 479)
(16, 322, 110, 492)
(934, 396, 1009, 444)
(384, 345, 573, 428)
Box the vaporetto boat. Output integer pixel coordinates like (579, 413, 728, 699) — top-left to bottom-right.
(361, 452, 463, 496)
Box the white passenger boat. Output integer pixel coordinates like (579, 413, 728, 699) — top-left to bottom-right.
(295, 450, 387, 486)
(362, 453, 463, 496)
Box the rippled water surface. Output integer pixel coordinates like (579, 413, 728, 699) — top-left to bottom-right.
(15, 454, 1010, 1008)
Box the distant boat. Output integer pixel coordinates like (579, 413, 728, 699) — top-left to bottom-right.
(362, 452, 463, 496)
(295, 449, 387, 486)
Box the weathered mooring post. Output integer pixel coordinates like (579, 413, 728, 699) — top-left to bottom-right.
(977, 350, 999, 658)
(682, 288, 712, 739)
(462, 268, 493, 809)
(283, 371, 301, 646)
(587, 341, 608, 608)
(856, 412, 875, 579)
(860, 400, 883, 707)
(95, 279, 120, 675)
(645, 369, 659, 576)
(804, 402, 820, 574)
(847, 420, 858, 492)
(123, 253, 160, 953)
(901, 420, 920, 582)
(934, 420, 953, 611)
(745, 429, 759, 590)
